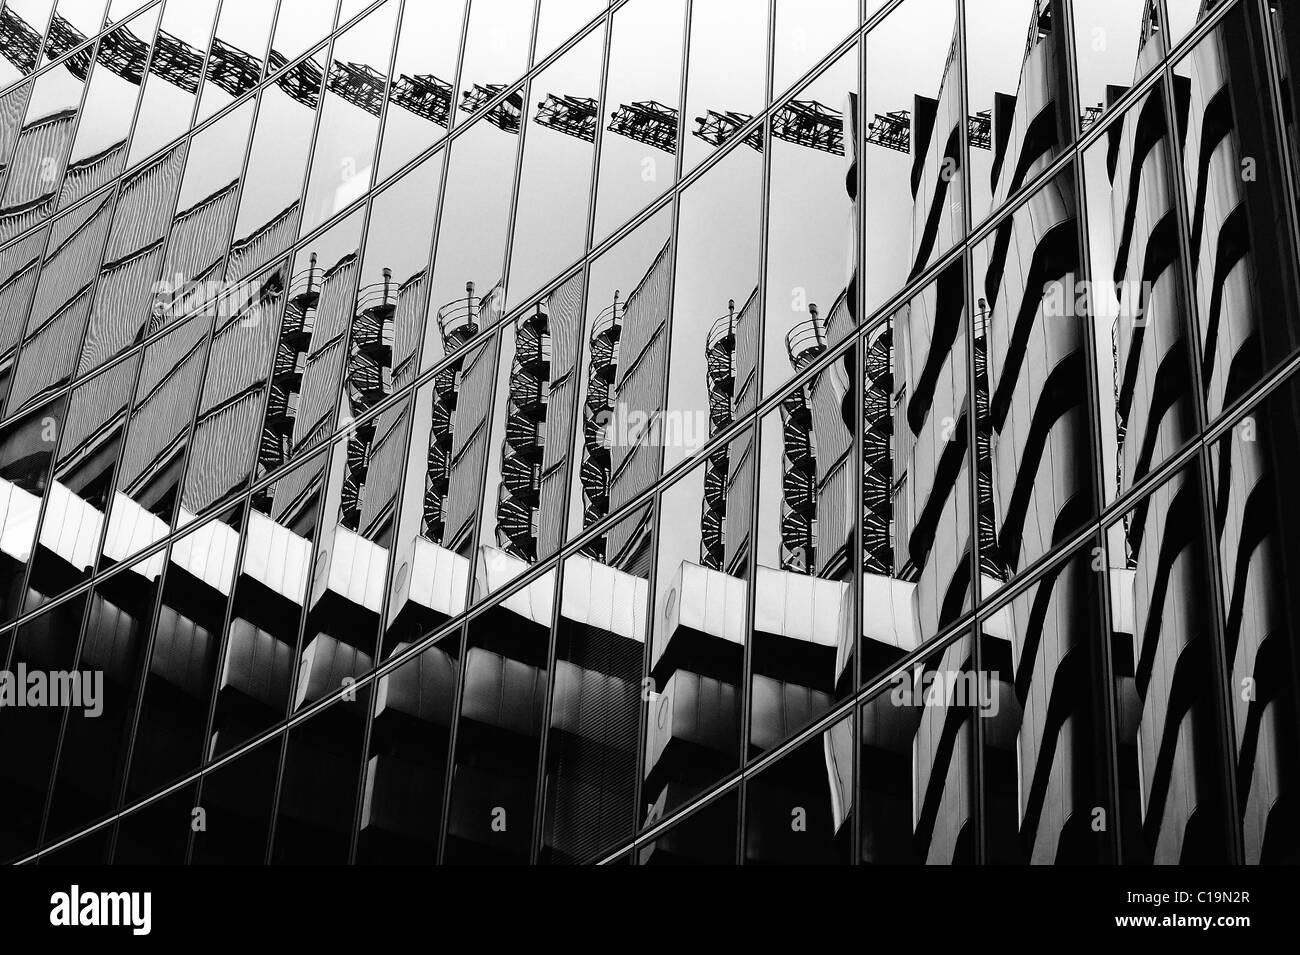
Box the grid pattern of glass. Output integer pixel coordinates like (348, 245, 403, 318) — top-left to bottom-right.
(1, 0, 1299, 865)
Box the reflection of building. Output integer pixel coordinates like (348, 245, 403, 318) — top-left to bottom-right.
(1172, 7, 1300, 864)
(4, 0, 1300, 868)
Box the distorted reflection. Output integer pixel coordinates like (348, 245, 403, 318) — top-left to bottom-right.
(592, 0, 686, 244)
(1105, 469, 1233, 863)
(973, 167, 1095, 591)
(298, 0, 399, 236)
(763, 42, 857, 400)
(965, 0, 1070, 225)
(1082, 80, 1193, 508)
(862, 0, 961, 311)
(506, 24, 602, 308)
(1207, 380, 1300, 864)
(125, 0, 219, 166)
(375, 0, 464, 179)
(1071, 0, 1164, 132)
(1173, 6, 1300, 424)
(644, 433, 752, 817)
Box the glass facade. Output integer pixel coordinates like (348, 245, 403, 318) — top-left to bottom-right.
(0, 0, 1297, 866)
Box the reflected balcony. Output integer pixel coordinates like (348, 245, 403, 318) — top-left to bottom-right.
(786, 307, 828, 371)
(354, 269, 397, 363)
(590, 295, 624, 384)
(706, 306, 737, 384)
(436, 282, 483, 352)
(514, 307, 551, 377)
(285, 259, 321, 341)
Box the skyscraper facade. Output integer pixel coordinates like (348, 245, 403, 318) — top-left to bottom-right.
(0, 0, 1298, 865)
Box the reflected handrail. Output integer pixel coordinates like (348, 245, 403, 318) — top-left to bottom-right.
(436, 281, 482, 351)
(786, 307, 827, 371)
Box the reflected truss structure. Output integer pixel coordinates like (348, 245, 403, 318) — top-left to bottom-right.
(535, 93, 598, 142)
(607, 99, 679, 154)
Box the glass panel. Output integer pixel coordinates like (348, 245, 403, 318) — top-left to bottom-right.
(541, 500, 653, 864)
(505, 23, 602, 308)
(474, 273, 586, 601)
(763, 41, 858, 400)
(1207, 378, 1300, 864)
(0, 1, 56, 90)
(104, 0, 147, 26)
(58, 3, 160, 209)
(98, 313, 210, 570)
(420, 112, 519, 372)
(860, 631, 975, 862)
(111, 781, 195, 863)
(0, 225, 52, 409)
(861, 261, 973, 685)
(745, 712, 854, 864)
(355, 637, 458, 863)
(271, 693, 370, 863)
(644, 434, 752, 821)
(177, 258, 292, 525)
(0, 392, 68, 625)
(298, 0, 398, 235)
(564, 204, 672, 544)
(862, 0, 961, 312)
(534, 0, 604, 66)
(1105, 466, 1233, 863)
(1174, 5, 1300, 427)
(303, 426, 391, 672)
(664, 142, 761, 474)
(456, 0, 535, 131)
(1269, 0, 1300, 226)
(154, 98, 255, 327)
(44, 551, 161, 844)
(338, 154, 443, 549)
(270, 209, 364, 479)
(0, 590, 87, 862)
(123, 505, 242, 808)
(1081, 90, 1196, 508)
(211, 446, 328, 756)
(382, 336, 496, 657)
(190, 731, 280, 863)
(0, 80, 37, 205)
(965, 0, 1071, 226)
(1165, 0, 1202, 51)
(444, 568, 557, 864)
(753, 358, 857, 754)
(195, 0, 276, 122)
(375, 0, 463, 180)
(268, 0, 336, 69)
(682, 0, 768, 174)
(36, 824, 111, 863)
(774, 0, 856, 96)
(591, 0, 685, 245)
(22, 354, 139, 611)
(125, 0, 220, 167)
(973, 167, 1096, 589)
(1071, 0, 1165, 133)
(638, 784, 737, 864)
(225, 45, 325, 283)
(51, 0, 107, 39)
(0, 39, 91, 239)
(9, 191, 114, 411)
(980, 538, 1110, 863)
